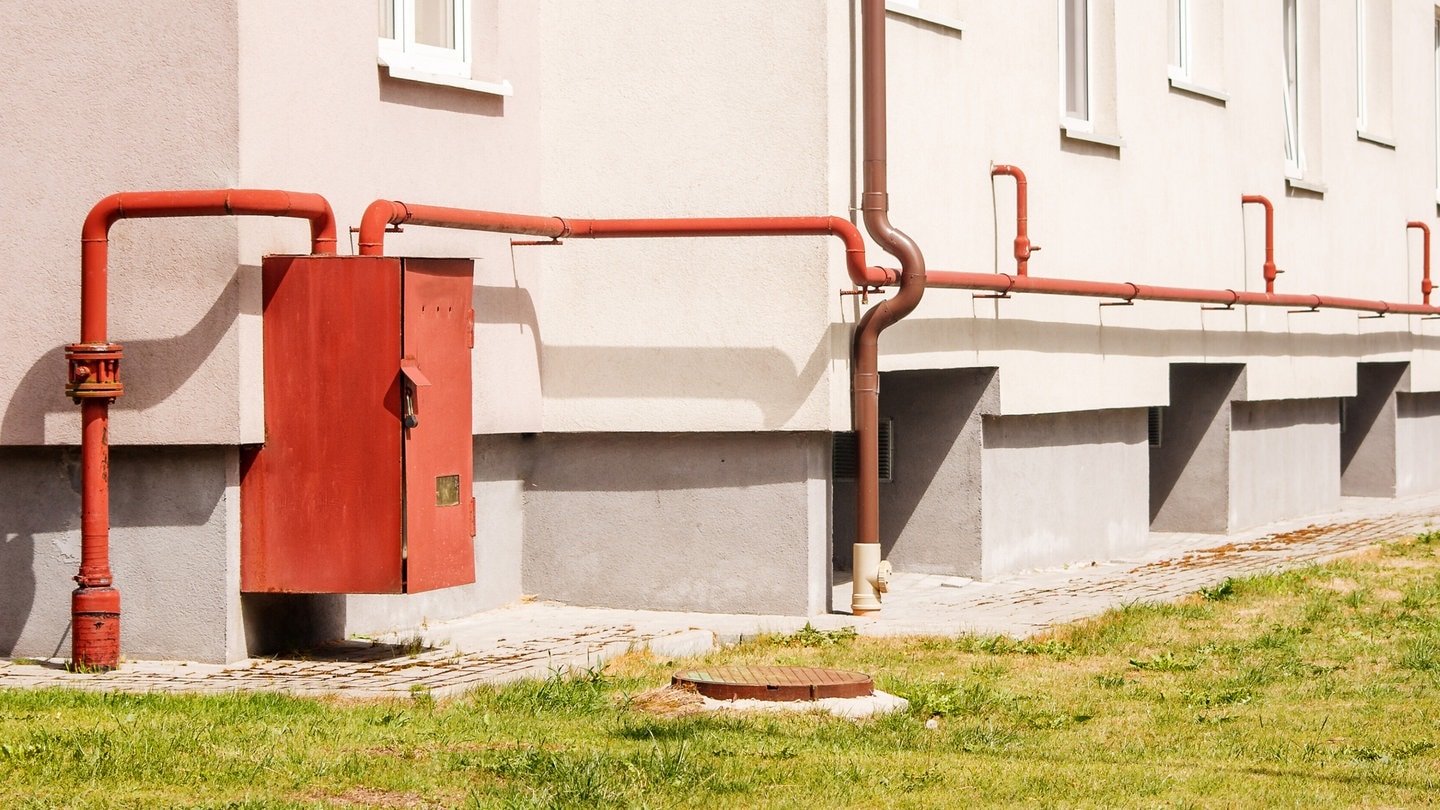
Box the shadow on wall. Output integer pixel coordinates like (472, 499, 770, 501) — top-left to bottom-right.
(0, 531, 35, 656)
(880, 315, 1440, 361)
(0, 445, 228, 657)
(0, 272, 239, 445)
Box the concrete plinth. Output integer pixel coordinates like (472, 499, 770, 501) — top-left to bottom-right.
(980, 408, 1150, 577)
(1341, 363, 1408, 497)
(522, 432, 831, 616)
(832, 368, 998, 576)
(1396, 392, 1440, 497)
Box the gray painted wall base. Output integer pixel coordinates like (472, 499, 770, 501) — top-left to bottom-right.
(1341, 363, 1408, 497)
(522, 432, 831, 616)
(1150, 364, 1246, 532)
(0, 446, 239, 663)
(1230, 398, 1341, 530)
(833, 368, 998, 576)
(1397, 392, 1440, 497)
(1150, 364, 1341, 533)
(981, 408, 1150, 578)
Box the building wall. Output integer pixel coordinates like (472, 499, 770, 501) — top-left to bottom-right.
(876, 1, 1440, 413)
(1229, 398, 1342, 530)
(0, 4, 243, 448)
(1397, 392, 1440, 496)
(833, 368, 999, 576)
(522, 432, 831, 615)
(980, 408, 1150, 577)
(1150, 364, 1246, 532)
(1341, 363, 1408, 497)
(0, 447, 238, 663)
(534, 0, 847, 434)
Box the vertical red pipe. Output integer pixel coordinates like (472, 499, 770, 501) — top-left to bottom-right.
(1241, 195, 1278, 293)
(69, 189, 335, 671)
(1408, 221, 1432, 305)
(991, 165, 1034, 276)
(852, 0, 926, 615)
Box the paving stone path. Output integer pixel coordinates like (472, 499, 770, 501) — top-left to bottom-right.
(3, 495, 1436, 698)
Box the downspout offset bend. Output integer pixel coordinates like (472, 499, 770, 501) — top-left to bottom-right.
(69, 189, 336, 671)
(851, 0, 926, 615)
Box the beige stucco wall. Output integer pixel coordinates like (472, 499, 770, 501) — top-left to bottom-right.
(535, 0, 848, 432)
(0, 4, 243, 447)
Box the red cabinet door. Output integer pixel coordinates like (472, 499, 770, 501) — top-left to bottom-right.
(400, 259, 476, 591)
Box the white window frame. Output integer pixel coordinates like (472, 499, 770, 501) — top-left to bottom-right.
(1356, 0, 1368, 132)
(1168, 0, 1191, 82)
(378, 0, 512, 96)
(1060, 0, 1092, 132)
(1283, 0, 1304, 179)
(1434, 15, 1439, 202)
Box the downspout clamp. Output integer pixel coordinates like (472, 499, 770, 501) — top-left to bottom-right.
(852, 0, 926, 615)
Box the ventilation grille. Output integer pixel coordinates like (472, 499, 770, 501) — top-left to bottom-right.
(833, 418, 894, 483)
(1339, 398, 1348, 434)
(1147, 406, 1163, 447)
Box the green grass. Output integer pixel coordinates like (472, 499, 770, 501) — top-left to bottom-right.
(7, 538, 1440, 807)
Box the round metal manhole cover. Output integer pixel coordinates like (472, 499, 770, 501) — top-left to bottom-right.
(671, 666, 874, 702)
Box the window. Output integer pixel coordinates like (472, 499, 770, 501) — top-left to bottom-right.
(1283, 0, 1303, 177)
(1062, 0, 1090, 126)
(1168, 0, 1190, 82)
(377, 0, 511, 95)
(1435, 15, 1439, 200)
(1355, 0, 1394, 145)
(1058, 0, 1121, 147)
(379, 0, 471, 78)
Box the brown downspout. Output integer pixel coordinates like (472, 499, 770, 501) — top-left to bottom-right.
(851, 0, 926, 615)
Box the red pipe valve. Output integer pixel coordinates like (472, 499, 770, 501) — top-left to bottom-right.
(65, 343, 124, 403)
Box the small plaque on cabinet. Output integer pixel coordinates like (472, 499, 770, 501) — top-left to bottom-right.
(435, 474, 461, 506)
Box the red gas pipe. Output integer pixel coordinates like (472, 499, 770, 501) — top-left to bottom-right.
(918, 177, 1440, 317)
(991, 164, 1037, 275)
(357, 200, 897, 288)
(1408, 221, 1432, 305)
(1240, 195, 1279, 293)
(69, 189, 336, 671)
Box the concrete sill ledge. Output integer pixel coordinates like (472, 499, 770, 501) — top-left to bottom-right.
(1167, 77, 1229, 105)
(884, 1, 964, 34)
(379, 59, 513, 97)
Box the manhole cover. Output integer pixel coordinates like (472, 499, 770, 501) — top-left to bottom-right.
(672, 665, 874, 701)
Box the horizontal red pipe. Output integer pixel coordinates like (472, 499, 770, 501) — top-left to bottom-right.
(82, 190, 337, 342)
(924, 269, 1440, 316)
(357, 200, 896, 287)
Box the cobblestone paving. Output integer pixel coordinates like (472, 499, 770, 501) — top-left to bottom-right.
(3, 495, 1437, 697)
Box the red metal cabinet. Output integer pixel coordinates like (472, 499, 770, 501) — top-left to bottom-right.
(241, 255, 476, 593)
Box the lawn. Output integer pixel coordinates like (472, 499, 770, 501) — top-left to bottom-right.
(5, 535, 1440, 808)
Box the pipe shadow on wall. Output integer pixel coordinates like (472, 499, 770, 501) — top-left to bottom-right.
(878, 314, 1440, 360)
(0, 271, 239, 445)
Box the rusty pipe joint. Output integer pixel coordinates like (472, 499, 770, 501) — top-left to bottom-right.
(64, 343, 124, 403)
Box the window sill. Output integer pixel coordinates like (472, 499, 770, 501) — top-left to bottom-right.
(1285, 175, 1327, 196)
(884, 1, 964, 34)
(379, 58, 513, 97)
(1060, 123, 1124, 150)
(1356, 130, 1396, 149)
(1167, 76, 1229, 105)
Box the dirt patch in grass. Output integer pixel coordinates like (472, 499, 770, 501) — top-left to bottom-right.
(305, 786, 448, 808)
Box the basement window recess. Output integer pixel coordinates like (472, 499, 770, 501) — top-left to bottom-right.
(833, 419, 895, 484)
(378, 0, 513, 96)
